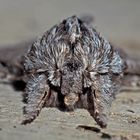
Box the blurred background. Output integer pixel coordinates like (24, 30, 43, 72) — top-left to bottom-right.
(0, 0, 140, 50)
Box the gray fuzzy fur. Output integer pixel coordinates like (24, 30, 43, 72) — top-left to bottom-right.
(23, 15, 124, 128)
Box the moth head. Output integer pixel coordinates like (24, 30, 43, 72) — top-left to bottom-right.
(60, 58, 84, 108)
(65, 15, 82, 43)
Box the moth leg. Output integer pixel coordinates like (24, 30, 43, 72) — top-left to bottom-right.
(87, 88, 111, 128)
(22, 74, 49, 125)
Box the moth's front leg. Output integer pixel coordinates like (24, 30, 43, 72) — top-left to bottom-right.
(22, 74, 49, 124)
(87, 75, 114, 128)
(87, 89, 107, 128)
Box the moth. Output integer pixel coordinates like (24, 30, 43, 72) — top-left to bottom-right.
(0, 15, 140, 128)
